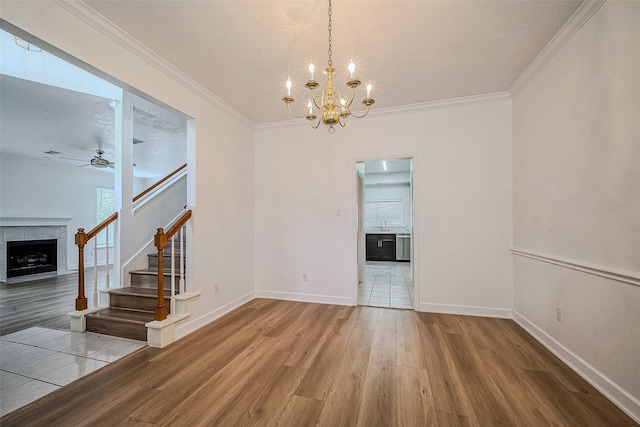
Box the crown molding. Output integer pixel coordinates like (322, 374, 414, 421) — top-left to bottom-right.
(370, 92, 512, 117)
(509, 0, 607, 97)
(52, 0, 254, 129)
(256, 91, 511, 132)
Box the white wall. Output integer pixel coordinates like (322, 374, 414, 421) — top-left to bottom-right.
(132, 176, 151, 197)
(512, 1, 640, 420)
(255, 97, 513, 315)
(1, 1, 256, 337)
(0, 154, 114, 270)
(120, 177, 187, 271)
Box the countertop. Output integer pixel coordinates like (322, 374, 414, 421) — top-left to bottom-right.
(365, 227, 411, 235)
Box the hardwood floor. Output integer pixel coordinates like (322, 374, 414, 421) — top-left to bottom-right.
(0, 268, 109, 335)
(1, 299, 636, 426)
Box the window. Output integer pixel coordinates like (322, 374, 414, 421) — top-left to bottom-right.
(96, 187, 115, 246)
(365, 200, 404, 228)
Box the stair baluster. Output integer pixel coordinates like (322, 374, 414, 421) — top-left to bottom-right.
(93, 237, 98, 307)
(179, 226, 185, 295)
(105, 224, 110, 290)
(75, 229, 88, 311)
(153, 210, 192, 321)
(170, 234, 176, 316)
(75, 212, 118, 311)
(154, 228, 168, 320)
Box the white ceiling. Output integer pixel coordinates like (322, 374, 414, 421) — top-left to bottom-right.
(0, 74, 115, 162)
(85, 0, 583, 124)
(1, 0, 582, 176)
(0, 72, 187, 179)
(365, 159, 411, 175)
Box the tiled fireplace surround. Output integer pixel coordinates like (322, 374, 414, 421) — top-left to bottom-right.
(0, 219, 69, 282)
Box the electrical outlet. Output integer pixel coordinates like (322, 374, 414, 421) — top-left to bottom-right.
(215, 284, 220, 294)
(556, 306, 563, 322)
(302, 273, 308, 282)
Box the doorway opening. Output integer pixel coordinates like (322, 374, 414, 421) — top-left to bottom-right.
(356, 158, 414, 309)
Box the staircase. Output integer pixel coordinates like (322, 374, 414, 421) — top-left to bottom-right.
(85, 236, 185, 341)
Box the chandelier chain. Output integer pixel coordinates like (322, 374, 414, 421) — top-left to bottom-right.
(327, 0, 333, 67)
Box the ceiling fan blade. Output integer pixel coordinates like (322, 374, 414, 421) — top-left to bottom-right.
(59, 157, 87, 162)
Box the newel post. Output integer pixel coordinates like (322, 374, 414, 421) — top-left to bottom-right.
(75, 228, 88, 311)
(154, 228, 168, 320)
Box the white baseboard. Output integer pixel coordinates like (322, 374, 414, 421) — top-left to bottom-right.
(174, 291, 255, 340)
(254, 290, 352, 306)
(419, 302, 512, 319)
(513, 311, 640, 424)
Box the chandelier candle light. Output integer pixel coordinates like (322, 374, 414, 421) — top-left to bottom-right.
(282, 0, 375, 133)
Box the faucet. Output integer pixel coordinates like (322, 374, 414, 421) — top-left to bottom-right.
(379, 219, 387, 231)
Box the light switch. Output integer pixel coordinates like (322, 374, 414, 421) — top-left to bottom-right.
(336, 208, 341, 216)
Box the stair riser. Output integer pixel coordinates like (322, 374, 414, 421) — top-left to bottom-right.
(154, 246, 186, 255)
(96, 228, 187, 342)
(86, 317, 147, 341)
(111, 294, 171, 313)
(159, 239, 186, 251)
(147, 254, 186, 270)
(130, 273, 182, 288)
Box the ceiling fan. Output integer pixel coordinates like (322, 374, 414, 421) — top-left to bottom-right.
(90, 149, 114, 169)
(58, 149, 115, 169)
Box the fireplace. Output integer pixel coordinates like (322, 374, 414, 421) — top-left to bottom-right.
(7, 239, 57, 278)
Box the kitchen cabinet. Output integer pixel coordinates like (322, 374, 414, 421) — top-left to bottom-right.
(366, 234, 396, 261)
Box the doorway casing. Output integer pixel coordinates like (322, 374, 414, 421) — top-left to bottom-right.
(353, 155, 419, 309)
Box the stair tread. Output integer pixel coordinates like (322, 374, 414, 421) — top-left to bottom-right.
(109, 286, 178, 298)
(110, 286, 170, 297)
(87, 308, 154, 324)
(148, 251, 185, 257)
(130, 268, 183, 276)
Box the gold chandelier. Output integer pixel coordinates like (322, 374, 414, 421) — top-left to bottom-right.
(282, 0, 375, 133)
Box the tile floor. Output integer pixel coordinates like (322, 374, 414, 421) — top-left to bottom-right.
(0, 327, 145, 416)
(358, 261, 414, 309)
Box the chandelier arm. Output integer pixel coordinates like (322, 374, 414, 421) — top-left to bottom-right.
(312, 93, 324, 110)
(310, 115, 321, 129)
(346, 105, 371, 119)
(286, 102, 311, 118)
(341, 87, 357, 109)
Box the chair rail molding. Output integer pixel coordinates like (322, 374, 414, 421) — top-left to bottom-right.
(511, 248, 640, 287)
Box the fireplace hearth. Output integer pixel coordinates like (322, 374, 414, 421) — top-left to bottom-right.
(7, 239, 57, 278)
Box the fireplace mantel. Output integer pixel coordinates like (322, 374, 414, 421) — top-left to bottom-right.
(0, 217, 72, 227)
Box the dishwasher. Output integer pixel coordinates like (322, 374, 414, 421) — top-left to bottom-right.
(396, 233, 411, 261)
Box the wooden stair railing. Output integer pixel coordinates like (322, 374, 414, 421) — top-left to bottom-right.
(153, 209, 192, 320)
(73, 165, 186, 314)
(75, 212, 118, 311)
(133, 163, 186, 203)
